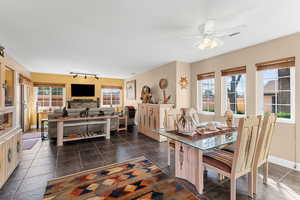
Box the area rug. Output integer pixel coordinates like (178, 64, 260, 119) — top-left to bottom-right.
(43, 157, 200, 200)
(22, 138, 39, 150)
(22, 132, 41, 140)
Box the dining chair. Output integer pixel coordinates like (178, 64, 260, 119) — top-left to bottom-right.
(250, 113, 277, 197)
(203, 116, 262, 200)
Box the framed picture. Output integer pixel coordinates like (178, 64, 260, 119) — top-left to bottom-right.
(126, 80, 136, 100)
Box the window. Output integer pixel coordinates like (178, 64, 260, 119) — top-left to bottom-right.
(197, 72, 215, 113)
(35, 87, 65, 109)
(256, 57, 295, 122)
(259, 68, 295, 120)
(101, 88, 121, 106)
(222, 66, 246, 115)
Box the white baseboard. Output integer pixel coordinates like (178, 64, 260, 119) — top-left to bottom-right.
(268, 156, 300, 171)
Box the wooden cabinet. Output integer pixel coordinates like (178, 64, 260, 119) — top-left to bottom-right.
(0, 142, 5, 187)
(0, 128, 22, 189)
(138, 104, 173, 142)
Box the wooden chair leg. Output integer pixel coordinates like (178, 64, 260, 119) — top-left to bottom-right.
(248, 172, 254, 198)
(263, 162, 269, 184)
(167, 141, 171, 166)
(253, 168, 258, 196)
(204, 167, 208, 177)
(230, 177, 236, 200)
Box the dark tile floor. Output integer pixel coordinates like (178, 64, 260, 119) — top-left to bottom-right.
(1, 127, 299, 200)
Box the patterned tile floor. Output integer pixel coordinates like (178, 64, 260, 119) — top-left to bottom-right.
(0, 127, 299, 200)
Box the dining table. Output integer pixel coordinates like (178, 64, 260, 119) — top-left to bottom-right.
(152, 122, 237, 194)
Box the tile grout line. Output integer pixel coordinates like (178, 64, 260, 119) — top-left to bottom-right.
(13, 140, 43, 199)
(78, 149, 84, 169)
(54, 146, 59, 178)
(93, 142, 103, 159)
(277, 168, 294, 183)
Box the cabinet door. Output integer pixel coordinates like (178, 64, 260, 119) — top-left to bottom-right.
(12, 134, 18, 168)
(16, 132, 22, 163)
(5, 136, 14, 176)
(148, 105, 159, 131)
(0, 143, 5, 188)
(154, 106, 160, 129)
(138, 105, 143, 132)
(138, 105, 147, 133)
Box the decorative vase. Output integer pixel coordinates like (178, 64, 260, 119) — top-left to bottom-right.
(176, 108, 197, 134)
(225, 110, 234, 128)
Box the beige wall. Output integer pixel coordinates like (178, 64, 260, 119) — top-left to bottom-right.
(124, 61, 192, 108)
(124, 61, 177, 107)
(176, 62, 191, 108)
(190, 32, 300, 163)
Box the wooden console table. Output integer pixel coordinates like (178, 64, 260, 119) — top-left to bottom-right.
(49, 116, 117, 146)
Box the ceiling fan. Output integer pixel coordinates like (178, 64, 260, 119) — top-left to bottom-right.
(188, 19, 246, 50)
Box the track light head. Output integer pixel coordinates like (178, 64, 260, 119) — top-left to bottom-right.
(0, 45, 5, 57)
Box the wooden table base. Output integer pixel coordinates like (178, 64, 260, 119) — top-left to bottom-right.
(175, 141, 204, 194)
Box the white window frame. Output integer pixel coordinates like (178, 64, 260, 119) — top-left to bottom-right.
(257, 67, 295, 123)
(197, 78, 215, 115)
(222, 74, 247, 117)
(35, 87, 66, 111)
(101, 88, 122, 107)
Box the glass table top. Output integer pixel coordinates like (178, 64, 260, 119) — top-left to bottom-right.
(152, 128, 237, 151)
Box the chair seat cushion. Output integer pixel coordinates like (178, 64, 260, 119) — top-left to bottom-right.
(203, 149, 234, 173)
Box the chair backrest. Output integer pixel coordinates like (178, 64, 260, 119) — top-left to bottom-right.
(189, 108, 201, 127)
(254, 113, 277, 167)
(232, 116, 262, 176)
(164, 107, 200, 130)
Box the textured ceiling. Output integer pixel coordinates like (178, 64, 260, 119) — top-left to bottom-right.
(0, 0, 299, 78)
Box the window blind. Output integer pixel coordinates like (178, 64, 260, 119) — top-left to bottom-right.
(197, 72, 215, 80)
(256, 57, 295, 71)
(101, 85, 123, 89)
(221, 66, 246, 76)
(33, 82, 65, 88)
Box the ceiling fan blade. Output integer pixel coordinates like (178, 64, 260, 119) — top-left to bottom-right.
(193, 41, 202, 48)
(214, 24, 246, 37)
(181, 34, 204, 39)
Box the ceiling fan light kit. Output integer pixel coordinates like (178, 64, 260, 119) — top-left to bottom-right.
(198, 38, 220, 50)
(186, 19, 245, 50)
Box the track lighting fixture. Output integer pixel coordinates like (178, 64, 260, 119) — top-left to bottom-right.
(0, 45, 5, 57)
(70, 72, 100, 80)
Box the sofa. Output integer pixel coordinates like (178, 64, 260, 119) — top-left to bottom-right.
(47, 107, 119, 139)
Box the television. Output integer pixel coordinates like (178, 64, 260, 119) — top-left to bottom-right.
(71, 84, 95, 97)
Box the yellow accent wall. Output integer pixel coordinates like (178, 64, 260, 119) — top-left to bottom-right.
(30, 72, 124, 126)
